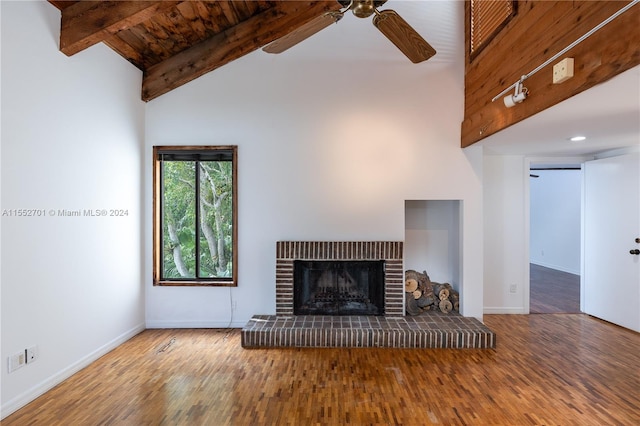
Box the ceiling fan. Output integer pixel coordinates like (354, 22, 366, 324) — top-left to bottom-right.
(263, 0, 436, 63)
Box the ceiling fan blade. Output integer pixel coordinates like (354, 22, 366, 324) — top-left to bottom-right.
(263, 12, 342, 54)
(372, 9, 436, 63)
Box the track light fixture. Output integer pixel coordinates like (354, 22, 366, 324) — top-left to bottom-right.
(492, 1, 637, 108)
(503, 76, 528, 108)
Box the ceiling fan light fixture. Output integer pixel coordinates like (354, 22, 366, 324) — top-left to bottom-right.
(352, 0, 376, 18)
(265, 0, 435, 64)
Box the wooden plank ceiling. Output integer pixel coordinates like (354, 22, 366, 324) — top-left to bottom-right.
(48, 1, 342, 101)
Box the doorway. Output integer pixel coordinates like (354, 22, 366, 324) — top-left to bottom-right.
(529, 166, 581, 314)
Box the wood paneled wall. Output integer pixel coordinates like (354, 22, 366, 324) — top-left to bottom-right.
(462, 1, 639, 148)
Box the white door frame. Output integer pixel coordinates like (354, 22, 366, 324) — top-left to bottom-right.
(523, 156, 590, 313)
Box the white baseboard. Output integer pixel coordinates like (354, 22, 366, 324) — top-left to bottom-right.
(145, 320, 246, 329)
(483, 307, 528, 314)
(530, 261, 580, 276)
(1, 323, 145, 420)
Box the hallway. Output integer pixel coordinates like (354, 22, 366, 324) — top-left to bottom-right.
(530, 263, 580, 314)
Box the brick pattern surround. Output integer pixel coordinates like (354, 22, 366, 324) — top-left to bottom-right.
(241, 313, 496, 349)
(275, 241, 404, 317)
(241, 240, 496, 349)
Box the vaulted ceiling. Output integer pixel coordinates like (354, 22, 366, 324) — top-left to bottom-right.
(48, 1, 348, 101)
(47, 1, 638, 157)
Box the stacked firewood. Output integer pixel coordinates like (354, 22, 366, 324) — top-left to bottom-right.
(405, 269, 460, 315)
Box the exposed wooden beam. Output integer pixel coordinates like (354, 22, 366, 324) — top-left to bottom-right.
(48, 1, 77, 10)
(58, 1, 180, 56)
(142, 1, 341, 101)
(103, 34, 146, 70)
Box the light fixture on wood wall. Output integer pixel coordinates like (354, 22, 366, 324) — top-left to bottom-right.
(503, 75, 528, 107)
(491, 0, 638, 108)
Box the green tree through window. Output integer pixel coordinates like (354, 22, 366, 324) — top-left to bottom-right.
(153, 146, 237, 286)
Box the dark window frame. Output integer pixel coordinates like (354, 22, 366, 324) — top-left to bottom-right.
(153, 145, 238, 287)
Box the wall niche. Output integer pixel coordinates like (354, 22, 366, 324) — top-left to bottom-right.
(404, 200, 461, 291)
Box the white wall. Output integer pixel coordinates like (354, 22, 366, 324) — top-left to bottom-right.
(0, 0, 484, 416)
(483, 155, 529, 314)
(1, 2, 145, 418)
(529, 169, 581, 274)
(405, 200, 461, 288)
(482, 156, 588, 314)
(144, 6, 484, 324)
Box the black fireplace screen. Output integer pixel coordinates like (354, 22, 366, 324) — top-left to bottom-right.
(293, 260, 385, 315)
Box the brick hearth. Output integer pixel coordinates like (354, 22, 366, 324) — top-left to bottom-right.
(241, 311, 496, 349)
(241, 241, 496, 349)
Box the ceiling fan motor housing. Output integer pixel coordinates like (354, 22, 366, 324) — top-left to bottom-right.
(264, 0, 434, 64)
(338, 0, 388, 18)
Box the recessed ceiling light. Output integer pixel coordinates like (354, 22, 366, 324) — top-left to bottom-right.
(569, 136, 586, 142)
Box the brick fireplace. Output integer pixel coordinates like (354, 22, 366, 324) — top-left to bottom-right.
(275, 241, 404, 317)
(241, 241, 496, 349)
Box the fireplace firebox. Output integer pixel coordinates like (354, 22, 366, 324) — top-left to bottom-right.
(275, 241, 404, 317)
(294, 260, 385, 315)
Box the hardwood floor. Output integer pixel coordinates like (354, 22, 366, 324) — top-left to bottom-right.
(3, 314, 639, 425)
(530, 263, 581, 314)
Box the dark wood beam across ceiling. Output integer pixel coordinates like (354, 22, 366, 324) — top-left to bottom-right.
(48, 1, 341, 101)
(58, 1, 181, 56)
(143, 1, 341, 101)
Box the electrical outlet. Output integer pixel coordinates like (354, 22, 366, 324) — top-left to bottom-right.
(553, 58, 574, 84)
(509, 284, 517, 294)
(26, 346, 38, 364)
(232, 301, 237, 311)
(8, 351, 26, 373)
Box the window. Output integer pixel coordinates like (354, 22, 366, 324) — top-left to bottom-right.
(470, 0, 517, 60)
(153, 146, 237, 286)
